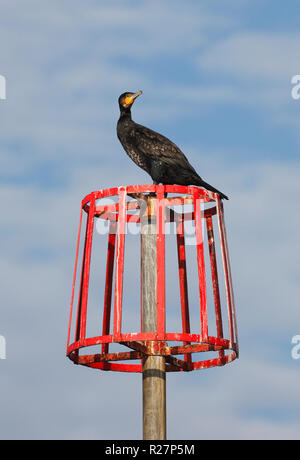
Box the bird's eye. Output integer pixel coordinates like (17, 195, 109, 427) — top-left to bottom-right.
(124, 96, 133, 105)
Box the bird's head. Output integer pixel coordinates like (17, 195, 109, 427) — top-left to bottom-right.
(118, 91, 142, 110)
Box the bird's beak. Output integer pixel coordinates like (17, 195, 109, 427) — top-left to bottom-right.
(131, 90, 142, 101)
(125, 90, 142, 105)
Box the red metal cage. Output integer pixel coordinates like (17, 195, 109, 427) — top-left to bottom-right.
(67, 184, 238, 372)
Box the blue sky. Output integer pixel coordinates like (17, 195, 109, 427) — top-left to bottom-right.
(0, 0, 300, 440)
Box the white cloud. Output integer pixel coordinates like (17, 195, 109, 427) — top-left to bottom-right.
(193, 31, 300, 136)
(199, 32, 300, 81)
(0, 0, 237, 170)
(168, 357, 300, 440)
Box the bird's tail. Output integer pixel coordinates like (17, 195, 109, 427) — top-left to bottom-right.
(196, 179, 229, 200)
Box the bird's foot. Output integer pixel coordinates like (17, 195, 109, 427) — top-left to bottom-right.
(147, 192, 168, 198)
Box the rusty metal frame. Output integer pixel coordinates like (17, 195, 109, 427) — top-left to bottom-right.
(67, 185, 238, 372)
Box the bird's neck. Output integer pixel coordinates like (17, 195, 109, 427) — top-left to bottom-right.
(119, 108, 132, 122)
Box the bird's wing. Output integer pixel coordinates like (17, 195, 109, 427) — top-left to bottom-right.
(128, 123, 197, 172)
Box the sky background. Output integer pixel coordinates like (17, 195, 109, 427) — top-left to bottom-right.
(0, 0, 300, 440)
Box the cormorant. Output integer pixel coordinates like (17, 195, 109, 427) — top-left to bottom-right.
(117, 91, 228, 200)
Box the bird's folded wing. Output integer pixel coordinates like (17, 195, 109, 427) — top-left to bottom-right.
(129, 123, 195, 170)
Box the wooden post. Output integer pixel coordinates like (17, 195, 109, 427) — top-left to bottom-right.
(140, 195, 166, 440)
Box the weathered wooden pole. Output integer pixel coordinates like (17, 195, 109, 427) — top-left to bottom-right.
(140, 195, 166, 440)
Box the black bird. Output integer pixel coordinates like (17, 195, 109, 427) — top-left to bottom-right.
(117, 91, 228, 200)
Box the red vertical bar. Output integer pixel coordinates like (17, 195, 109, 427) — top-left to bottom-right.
(194, 189, 208, 342)
(79, 196, 95, 343)
(75, 212, 89, 344)
(101, 221, 117, 354)
(221, 202, 238, 355)
(216, 197, 234, 348)
(156, 186, 165, 339)
(176, 213, 191, 365)
(206, 216, 223, 338)
(113, 187, 126, 341)
(140, 226, 143, 334)
(67, 206, 83, 349)
(206, 215, 225, 361)
(219, 200, 238, 354)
